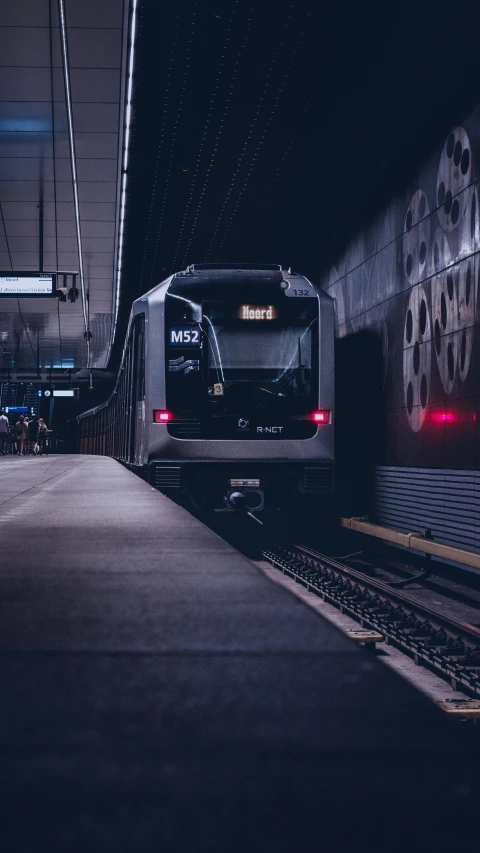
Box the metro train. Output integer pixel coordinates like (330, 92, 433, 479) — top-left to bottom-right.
(78, 264, 335, 513)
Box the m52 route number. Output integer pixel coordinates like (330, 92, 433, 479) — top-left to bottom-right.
(169, 326, 202, 346)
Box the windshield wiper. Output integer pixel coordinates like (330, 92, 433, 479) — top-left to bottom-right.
(259, 387, 285, 397)
(296, 336, 307, 395)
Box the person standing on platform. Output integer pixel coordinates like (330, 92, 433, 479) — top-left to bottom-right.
(27, 414, 39, 455)
(14, 415, 28, 455)
(0, 409, 9, 454)
(36, 418, 51, 455)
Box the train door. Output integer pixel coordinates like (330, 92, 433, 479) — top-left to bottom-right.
(129, 314, 145, 465)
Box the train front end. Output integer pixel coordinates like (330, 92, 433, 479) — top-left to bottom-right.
(148, 264, 334, 511)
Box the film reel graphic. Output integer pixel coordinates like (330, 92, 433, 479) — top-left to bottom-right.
(327, 266, 346, 333)
(403, 284, 431, 432)
(435, 126, 477, 385)
(380, 319, 389, 393)
(436, 127, 472, 233)
(403, 189, 430, 285)
(456, 257, 475, 382)
(457, 182, 480, 260)
(431, 229, 458, 395)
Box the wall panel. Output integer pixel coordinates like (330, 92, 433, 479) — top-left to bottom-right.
(322, 106, 480, 563)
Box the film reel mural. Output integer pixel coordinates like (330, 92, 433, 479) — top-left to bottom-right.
(380, 318, 389, 392)
(403, 284, 431, 432)
(456, 257, 475, 382)
(321, 111, 480, 449)
(327, 266, 346, 334)
(436, 127, 472, 234)
(331, 283, 346, 332)
(461, 183, 480, 259)
(431, 229, 458, 395)
(403, 189, 430, 285)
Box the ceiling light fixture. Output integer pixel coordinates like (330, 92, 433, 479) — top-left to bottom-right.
(108, 0, 139, 365)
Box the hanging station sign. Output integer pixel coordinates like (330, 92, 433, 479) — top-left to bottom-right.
(0, 272, 56, 297)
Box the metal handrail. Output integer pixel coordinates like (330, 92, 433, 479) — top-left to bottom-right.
(340, 516, 480, 572)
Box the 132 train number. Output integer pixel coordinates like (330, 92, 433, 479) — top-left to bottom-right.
(169, 326, 202, 346)
(291, 289, 310, 296)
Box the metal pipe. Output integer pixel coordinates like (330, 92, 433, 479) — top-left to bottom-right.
(57, 0, 89, 365)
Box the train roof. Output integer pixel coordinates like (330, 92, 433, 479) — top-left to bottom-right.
(183, 264, 284, 272)
(174, 264, 286, 281)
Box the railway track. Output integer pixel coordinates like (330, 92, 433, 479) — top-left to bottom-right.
(262, 543, 480, 697)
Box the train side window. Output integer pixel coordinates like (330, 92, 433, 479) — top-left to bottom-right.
(134, 314, 145, 401)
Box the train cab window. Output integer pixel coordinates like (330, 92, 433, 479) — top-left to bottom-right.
(165, 290, 320, 438)
(205, 320, 316, 401)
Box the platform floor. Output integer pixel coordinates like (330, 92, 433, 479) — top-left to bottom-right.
(0, 455, 477, 851)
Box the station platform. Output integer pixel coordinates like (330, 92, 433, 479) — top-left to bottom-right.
(0, 455, 477, 851)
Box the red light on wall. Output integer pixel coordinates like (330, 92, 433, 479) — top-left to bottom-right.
(153, 410, 172, 423)
(430, 410, 457, 424)
(312, 410, 330, 424)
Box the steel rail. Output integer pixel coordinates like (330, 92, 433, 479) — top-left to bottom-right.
(262, 543, 480, 696)
(297, 544, 480, 643)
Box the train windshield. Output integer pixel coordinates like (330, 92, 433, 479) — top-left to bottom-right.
(165, 293, 319, 437)
(205, 320, 316, 399)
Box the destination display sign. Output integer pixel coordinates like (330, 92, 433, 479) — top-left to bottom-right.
(0, 272, 56, 297)
(238, 304, 278, 320)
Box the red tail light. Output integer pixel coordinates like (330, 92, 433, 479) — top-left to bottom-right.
(312, 410, 330, 424)
(153, 410, 172, 423)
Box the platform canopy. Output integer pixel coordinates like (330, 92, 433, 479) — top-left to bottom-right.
(0, 0, 133, 380)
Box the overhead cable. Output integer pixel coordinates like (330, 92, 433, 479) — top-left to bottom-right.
(138, 14, 180, 292)
(180, 6, 253, 268)
(170, 2, 240, 273)
(148, 3, 199, 288)
(57, 0, 90, 367)
(212, 5, 314, 261)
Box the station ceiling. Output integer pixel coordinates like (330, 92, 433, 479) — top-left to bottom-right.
(0, 0, 130, 379)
